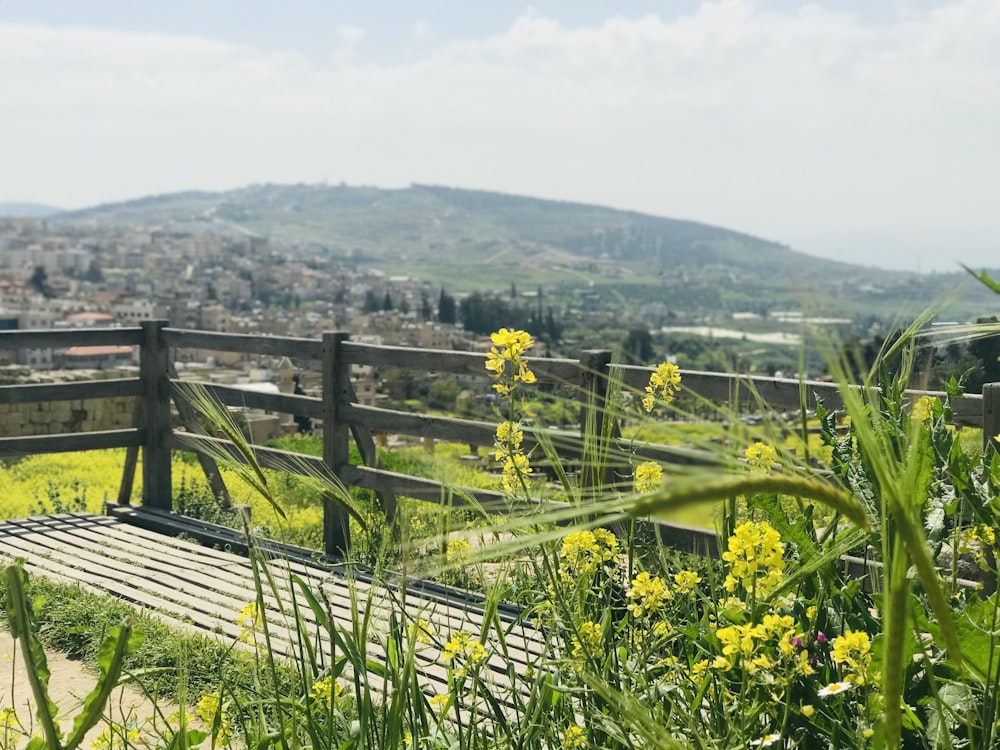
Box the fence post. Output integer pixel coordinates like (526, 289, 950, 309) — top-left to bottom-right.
(323, 331, 352, 556)
(140, 320, 172, 510)
(578, 349, 615, 493)
(984, 382, 1000, 455)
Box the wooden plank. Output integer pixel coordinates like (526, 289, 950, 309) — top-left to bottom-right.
(116, 446, 140, 505)
(0, 379, 143, 405)
(176, 381, 324, 420)
(162, 328, 323, 359)
(167, 361, 231, 509)
(0, 429, 143, 457)
(953, 394, 983, 428)
(340, 403, 498, 447)
(343, 465, 508, 510)
(141, 321, 172, 510)
(95, 508, 531, 650)
(984, 383, 1000, 453)
(0, 514, 542, 690)
(340, 341, 580, 384)
(0, 327, 144, 350)
(168, 431, 328, 476)
(324, 331, 352, 555)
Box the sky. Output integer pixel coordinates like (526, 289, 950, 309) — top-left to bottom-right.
(1, 0, 998, 272)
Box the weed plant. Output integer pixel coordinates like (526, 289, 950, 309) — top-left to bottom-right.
(3, 277, 1000, 748)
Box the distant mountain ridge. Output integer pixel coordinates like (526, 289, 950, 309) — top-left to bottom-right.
(0, 201, 65, 218)
(51, 183, 864, 280)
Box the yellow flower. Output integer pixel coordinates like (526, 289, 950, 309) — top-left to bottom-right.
(446, 538, 471, 561)
(442, 631, 487, 665)
(92, 725, 143, 750)
(494, 421, 524, 461)
(408, 618, 434, 644)
(237, 601, 263, 646)
(642, 361, 681, 412)
(572, 621, 603, 660)
(309, 675, 342, 703)
(429, 693, 449, 710)
(716, 623, 761, 659)
(196, 691, 233, 741)
(800, 703, 815, 719)
(912, 395, 938, 422)
(721, 521, 785, 596)
(745, 441, 777, 471)
(501, 452, 531, 492)
(559, 529, 618, 576)
(831, 629, 871, 683)
(485, 328, 536, 396)
(627, 571, 672, 617)
(633, 461, 663, 492)
(673, 569, 701, 595)
(562, 725, 587, 748)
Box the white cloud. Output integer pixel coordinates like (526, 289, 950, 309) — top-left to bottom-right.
(0, 0, 998, 268)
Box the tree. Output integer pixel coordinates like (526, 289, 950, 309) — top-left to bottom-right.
(622, 328, 654, 365)
(362, 290, 380, 313)
(29, 266, 49, 297)
(420, 293, 432, 322)
(438, 289, 457, 325)
(82, 261, 103, 283)
(382, 292, 394, 312)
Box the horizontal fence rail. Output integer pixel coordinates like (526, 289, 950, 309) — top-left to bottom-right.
(2, 322, 998, 565)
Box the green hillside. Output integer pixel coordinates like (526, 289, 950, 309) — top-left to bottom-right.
(53, 183, 860, 279)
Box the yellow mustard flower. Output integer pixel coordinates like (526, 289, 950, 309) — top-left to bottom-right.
(572, 621, 603, 660)
(562, 725, 587, 748)
(195, 691, 233, 741)
(443, 631, 487, 665)
(912, 395, 938, 422)
(627, 571, 672, 617)
(721, 520, 785, 596)
(309, 675, 342, 703)
(673, 569, 702, 595)
(831, 629, 872, 684)
(633, 461, 663, 492)
(559, 529, 618, 577)
(642, 361, 681, 412)
(237, 601, 263, 646)
(408, 618, 434, 645)
(93, 725, 143, 750)
(485, 328, 536, 397)
(494, 421, 524, 461)
(500, 452, 531, 492)
(429, 693, 449, 710)
(745, 441, 777, 471)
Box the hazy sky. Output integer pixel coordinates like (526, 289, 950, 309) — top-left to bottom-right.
(1, 1, 998, 272)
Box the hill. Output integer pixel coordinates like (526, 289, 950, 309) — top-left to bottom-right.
(53, 183, 861, 281)
(0, 201, 65, 218)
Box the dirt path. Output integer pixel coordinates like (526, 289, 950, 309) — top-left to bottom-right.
(0, 631, 163, 744)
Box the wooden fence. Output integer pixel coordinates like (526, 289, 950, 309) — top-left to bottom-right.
(3, 322, 1000, 562)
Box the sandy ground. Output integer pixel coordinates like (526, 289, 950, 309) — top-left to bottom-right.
(0, 630, 163, 745)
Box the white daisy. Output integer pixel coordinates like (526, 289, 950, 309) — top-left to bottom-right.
(817, 680, 854, 697)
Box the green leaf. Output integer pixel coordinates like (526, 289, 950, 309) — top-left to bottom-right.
(5, 562, 61, 750)
(64, 619, 139, 750)
(961, 264, 1000, 295)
